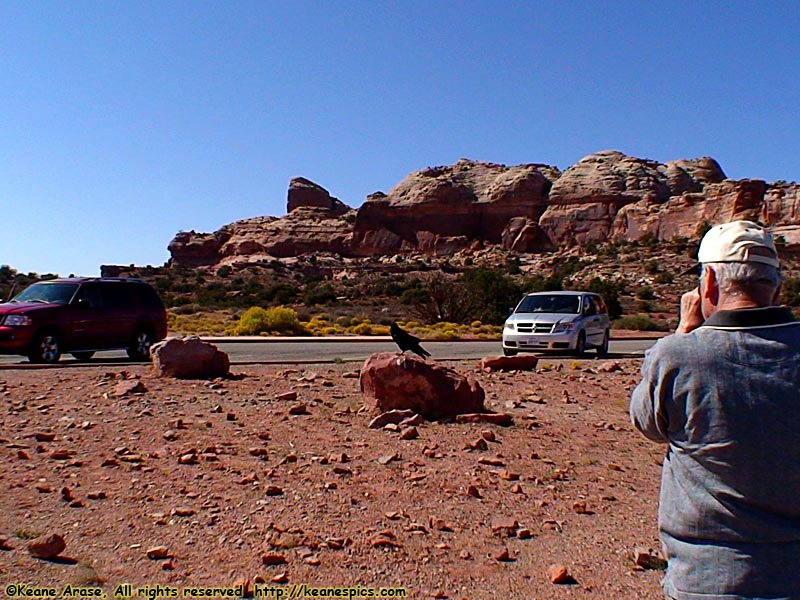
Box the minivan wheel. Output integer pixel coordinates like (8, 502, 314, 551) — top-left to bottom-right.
(574, 331, 586, 356)
(72, 351, 95, 361)
(127, 328, 155, 361)
(596, 331, 610, 356)
(29, 331, 62, 364)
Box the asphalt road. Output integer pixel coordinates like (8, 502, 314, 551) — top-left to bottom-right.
(0, 337, 657, 368)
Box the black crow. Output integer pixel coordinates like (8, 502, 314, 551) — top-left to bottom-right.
(390, 322, 431, 359)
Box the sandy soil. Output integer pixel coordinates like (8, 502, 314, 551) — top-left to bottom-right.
(0, 355, 667, 599)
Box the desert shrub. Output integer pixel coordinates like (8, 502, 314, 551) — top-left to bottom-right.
(654, 271, 674, 284)
(216, 266, 232, 278)
(520, 273, 563, 293)
(266, 283, 298, 305)
(782, 278, 800, 307)
(460, 268, 522, 325)
(349, 322, 374, 335)
(636, 286, 656, 300)
(234, 306, 308, 336)
(584, 277, 624, 320)
(612, 314, 669, 331)
(304, 282, 337, 306)
(644, 260, 660, 275)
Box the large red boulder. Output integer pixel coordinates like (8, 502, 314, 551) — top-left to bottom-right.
(360, 352, 484, 420)
(151, 336, 230, 379)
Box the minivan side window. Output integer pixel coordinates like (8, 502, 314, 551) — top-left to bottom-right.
(583, 296, 597, 317)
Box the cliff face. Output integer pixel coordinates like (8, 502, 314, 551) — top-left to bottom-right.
(166, 152, 800, 269)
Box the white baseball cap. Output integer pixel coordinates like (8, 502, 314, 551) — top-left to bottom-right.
(698, 220, 779, 268)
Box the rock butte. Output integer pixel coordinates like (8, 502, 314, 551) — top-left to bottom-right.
(165, 151, 800, 270)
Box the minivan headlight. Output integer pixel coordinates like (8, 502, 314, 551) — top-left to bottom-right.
(552, 322, 576, 333)
(3, 315, 33, 327)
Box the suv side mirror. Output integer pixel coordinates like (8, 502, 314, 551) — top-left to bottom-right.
(75, 298, 91, 309)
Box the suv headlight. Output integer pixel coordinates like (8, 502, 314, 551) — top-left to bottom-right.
(552, 322, 576, 333)
(3, 315, 33, 327)
(504, 322, 515, 331)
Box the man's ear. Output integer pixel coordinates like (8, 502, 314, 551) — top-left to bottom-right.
(702, 266, 720, 308)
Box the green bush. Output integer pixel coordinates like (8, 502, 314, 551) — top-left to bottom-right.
(234, 306, 308, 336)
(304, 282, 337, 306)
(584, 277, 624, 320)
(612, 314, 669, 331)
(636, 286, 656, 300)
(654, 271, 674, 284)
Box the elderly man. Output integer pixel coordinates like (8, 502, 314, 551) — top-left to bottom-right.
(630, 220, 800, 600)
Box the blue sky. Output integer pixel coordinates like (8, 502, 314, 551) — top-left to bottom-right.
(1, 1, 798, 277)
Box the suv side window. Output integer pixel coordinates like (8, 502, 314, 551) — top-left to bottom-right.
(132, 283, 165, 309)
(100, 283, 133, 309)
(74, 283, 104, 309)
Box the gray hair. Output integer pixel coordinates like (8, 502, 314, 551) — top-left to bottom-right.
(702, 262, 782, 298)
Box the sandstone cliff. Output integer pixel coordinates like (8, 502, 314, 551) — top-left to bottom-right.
(167, 152, 800, 269)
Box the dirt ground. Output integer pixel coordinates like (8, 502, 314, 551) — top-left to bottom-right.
(0, 354, 668, 599)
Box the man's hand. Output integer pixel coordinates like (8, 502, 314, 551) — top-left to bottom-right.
(676, 288, 704, 334)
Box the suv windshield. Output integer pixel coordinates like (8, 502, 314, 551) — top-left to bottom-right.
(12, 283, 79, 305)
(516, 294, 580, 315)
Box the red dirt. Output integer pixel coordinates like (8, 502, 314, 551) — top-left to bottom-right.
(0, 357, 666, 599)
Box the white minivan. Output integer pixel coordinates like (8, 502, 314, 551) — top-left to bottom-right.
(502, 291, 610, 356)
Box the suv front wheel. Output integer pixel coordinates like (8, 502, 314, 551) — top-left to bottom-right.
(29, 331, 62, 364)
(127, 327, 155, 361)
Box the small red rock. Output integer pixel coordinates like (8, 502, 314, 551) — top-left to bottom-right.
(261, 553, 288, 566)
(146, 545, 170, 559)
(548, 563, 572, 584)
(27, 533, 66, 559)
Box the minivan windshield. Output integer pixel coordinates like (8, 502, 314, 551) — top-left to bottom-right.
(516, 294, 580, 315)
(12, 283, 79, 305)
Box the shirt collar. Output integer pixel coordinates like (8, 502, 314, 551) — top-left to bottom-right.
(702, 306, 797, 329)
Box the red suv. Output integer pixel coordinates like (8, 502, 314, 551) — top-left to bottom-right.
(0, 278, 168, 363)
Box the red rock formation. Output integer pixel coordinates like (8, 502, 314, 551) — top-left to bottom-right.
(168, 179, 355, 268)
(352, 159, 560, 255)
(541, 150, 727, 246)
(165, 155, 800, 270)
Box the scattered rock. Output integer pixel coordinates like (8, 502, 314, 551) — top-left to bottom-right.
(480, 355, 539, 371)
(34, 432, 56, 442)
(455, 413, 514, 426)
(378, 453, 399, 465)
(466, 485, 482, 499)
(368, 409, 417, 429)
(494, 547, 514, 562)
(399, 427, 419, 440)
(597, 361, 623, 373)
(265, 485, 284, 496)
(491, 518, 519, 538)
(146, 546, 170, 560)
(288, 403, 309, 415)
(27, 533, 66, 559)
(633, 547, 667, 570)
(548, 564, 575, 584)
(110, 379, 147, 398)
(277, 391, 298, 402)
(261, 553, 288, 566)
